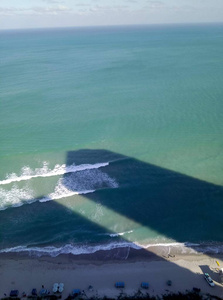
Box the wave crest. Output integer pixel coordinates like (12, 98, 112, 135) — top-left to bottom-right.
(0, 185, 35, 210)
(1, 241, 223, 258)
(0, 161, 109, 185)
(0, 242, 140, 257)
(0, 161, 118, 210)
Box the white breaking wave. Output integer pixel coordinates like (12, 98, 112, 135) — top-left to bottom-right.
(0, 242, 140, 257)
(39, 189, 95, 203)
(1, 241, 223, 258)
(0, 185, 95, 210)
(0, 162, 118, 210)
(39, 166, 118, 203)
(109, 230, 134, 237)
(0, 161, 109, 185)
(0, 185, 35, 210)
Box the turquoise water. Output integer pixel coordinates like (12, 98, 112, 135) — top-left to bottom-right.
(0, 24, 223, 257)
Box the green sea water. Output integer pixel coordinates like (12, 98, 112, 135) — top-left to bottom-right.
(0, 24, 223, 257)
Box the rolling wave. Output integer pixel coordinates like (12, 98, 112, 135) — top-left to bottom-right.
(39, 189, 95, 203)
(0, 242, 140, 257)
(0, 185, 95, 210)
(0, 162, 118, 210)
(1, 241, 223, 258)
(0, 185, 35, 210)
(0, 161, 109, 185)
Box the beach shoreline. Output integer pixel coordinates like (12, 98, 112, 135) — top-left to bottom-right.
(0, 249, 223, 299)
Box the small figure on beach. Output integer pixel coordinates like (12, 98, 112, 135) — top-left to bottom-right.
(88, 285, 93, 292)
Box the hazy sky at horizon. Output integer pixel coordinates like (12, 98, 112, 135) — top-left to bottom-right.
(0, 0, 223, 30)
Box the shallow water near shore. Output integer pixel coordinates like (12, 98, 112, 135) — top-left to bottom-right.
(0, 24, 223, 257)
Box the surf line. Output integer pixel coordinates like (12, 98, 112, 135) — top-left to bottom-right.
(0, 162, 109, 185)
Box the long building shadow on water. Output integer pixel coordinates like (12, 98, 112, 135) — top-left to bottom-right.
(0, 149, 223, 296)
(63, 149, 223, 248)
(0, 148, 223, 256)
(1, 149, 222, 254)
(1, 197, 222, 297)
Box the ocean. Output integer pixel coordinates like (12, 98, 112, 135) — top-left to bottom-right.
(0, 24, 223, 258)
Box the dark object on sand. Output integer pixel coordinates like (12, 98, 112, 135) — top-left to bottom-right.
(141, 282, 149, 289)
(71, 289, 81, 297)
(115, 282, 125, 288)
(193, 287, 201, 293)
(88, 285, 93, 292)
(31, 289, 37, 296)
(10, 290, 19, 297)
(40, 289, 48, 296)
(166, 280, 172, 286)
(43, 295, 59, 300)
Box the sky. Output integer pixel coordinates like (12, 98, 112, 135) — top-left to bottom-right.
(0, 0, 223, 30)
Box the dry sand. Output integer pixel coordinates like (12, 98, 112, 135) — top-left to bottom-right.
(0, 251, 223, 299)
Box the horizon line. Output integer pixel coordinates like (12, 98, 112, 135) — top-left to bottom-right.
(1, 21, 223, 32)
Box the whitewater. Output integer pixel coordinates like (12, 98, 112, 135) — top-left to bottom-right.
(1, 24, 223, 259)
(0, 161, 109, 185)
(0, 161, 118, 210)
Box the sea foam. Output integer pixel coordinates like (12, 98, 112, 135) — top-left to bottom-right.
(0, 185, 35, 210)
(0, 184, 95, 210)
(0, 161, 118, 210)
(108, 230, 134, 237)
(0, 242, 140, 258)
(1, 241, 223, 258)
(0, 161, 109, 185)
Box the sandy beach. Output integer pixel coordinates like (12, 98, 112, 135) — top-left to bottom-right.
(0, 249, 223, 299)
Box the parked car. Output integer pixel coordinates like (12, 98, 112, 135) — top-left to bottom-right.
(204, 273, 215, 287)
